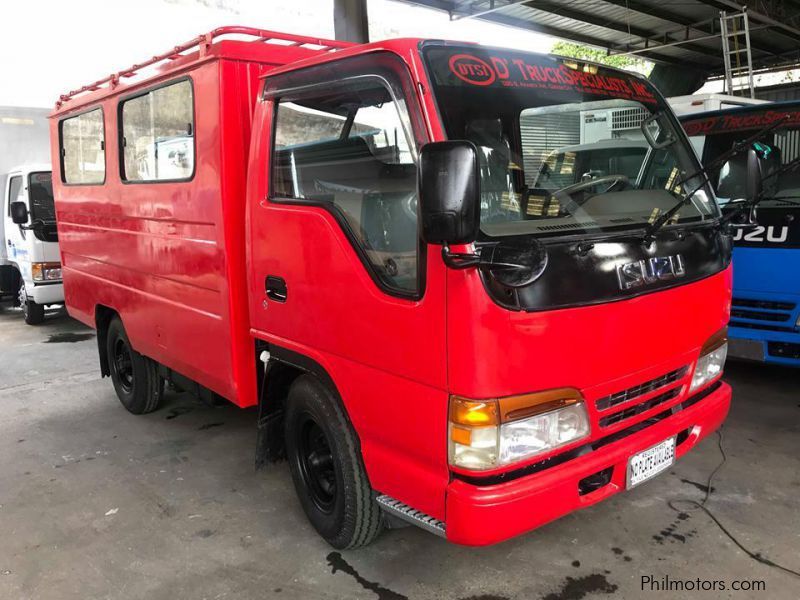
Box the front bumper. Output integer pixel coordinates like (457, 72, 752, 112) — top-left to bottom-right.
(728, 327, 800, 366)
(30, 282, 64, 305)
(444, 380, 731, 546)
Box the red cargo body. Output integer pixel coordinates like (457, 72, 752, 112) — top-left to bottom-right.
(51, 28, 732, 547)
(52, 29, 352, 410)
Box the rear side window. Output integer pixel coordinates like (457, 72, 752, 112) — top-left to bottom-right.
(120, 79, 195, 182)
(60, 108, 105, 184)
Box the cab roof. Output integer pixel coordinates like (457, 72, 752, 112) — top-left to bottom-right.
(6, 163, 51, 175)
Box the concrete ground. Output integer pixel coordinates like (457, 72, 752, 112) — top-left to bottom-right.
(1, 303, 798, 600)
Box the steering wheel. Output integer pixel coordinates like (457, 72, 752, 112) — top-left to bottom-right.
(552, 174, 631, 199)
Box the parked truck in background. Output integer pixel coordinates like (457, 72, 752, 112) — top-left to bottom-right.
(50, 27, 738, 548)
(681, 102, 800, 366)
(669, 93, 767, 116)
(1, 107, 62, 323)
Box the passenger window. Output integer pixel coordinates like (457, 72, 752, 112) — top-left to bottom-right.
(121, 79, 194, 182)
(272, 80, 419, 294)
(60, 108, 105, 184)
(7, 176, 22, 215)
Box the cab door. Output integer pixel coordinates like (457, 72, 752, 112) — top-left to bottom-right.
(248, 53, 450, 518)
(5, 173, 28, 274)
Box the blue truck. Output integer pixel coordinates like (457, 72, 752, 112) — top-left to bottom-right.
(681, 101, 800, 366)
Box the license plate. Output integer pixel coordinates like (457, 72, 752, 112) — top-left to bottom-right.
(627, 437, 675, 489)
(727, 338, 765, 362)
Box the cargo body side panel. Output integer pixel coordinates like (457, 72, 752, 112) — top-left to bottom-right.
(52, 62, 239, 403)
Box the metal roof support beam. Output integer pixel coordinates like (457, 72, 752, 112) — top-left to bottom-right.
(694, 0, 800, 42)
(518, 0, 731, 60)
(598, 0, 716, 32)
(450, 0, 531, 20)
(333, 0, 370, 43)
(474, 11, 710, 69)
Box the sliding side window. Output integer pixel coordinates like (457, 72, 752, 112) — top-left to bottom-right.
(60, 108, 105, 184)
(120, 79, 195, 182)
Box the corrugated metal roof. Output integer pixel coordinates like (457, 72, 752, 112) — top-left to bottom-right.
(398, 0, 800, 76)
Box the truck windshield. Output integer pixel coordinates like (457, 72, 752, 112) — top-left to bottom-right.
(28, 171, 58, 243)
(684, 108, 800, 207)
(422, 45, 717, 238)
(28, 171, 55, 222)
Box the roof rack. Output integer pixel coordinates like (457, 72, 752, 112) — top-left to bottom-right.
(56, 25, 354, 108)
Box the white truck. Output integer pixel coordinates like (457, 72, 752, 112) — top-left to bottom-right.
(1, 106, 62, 324)
(668, 93, 767, 116)
(3, 165, 63, 324)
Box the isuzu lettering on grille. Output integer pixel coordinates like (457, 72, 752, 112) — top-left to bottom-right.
(617, 255, 686, 290)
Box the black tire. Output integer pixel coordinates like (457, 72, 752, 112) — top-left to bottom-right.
(106, 317, 163, 414)
(284, 375, 383, 549)
(19, 281, 45, 325)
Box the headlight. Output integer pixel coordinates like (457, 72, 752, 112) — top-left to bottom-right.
(690, 328, 728, 393)
(449, 388, 590, 471)
(31, 262, 62, 282)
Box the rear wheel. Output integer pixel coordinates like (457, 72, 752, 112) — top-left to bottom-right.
(106, 317, 162, 414)
(284, 375, 383, 549)
(19, 281, 44, 325)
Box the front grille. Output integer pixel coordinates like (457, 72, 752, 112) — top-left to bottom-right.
(730, 321, 795, 333)
(732, 298, 796, 311)
(731, 309, 790, 322)
(731, 297, 797, 333)
(596, 366, 688, 412)
(599, 387, 681, 428)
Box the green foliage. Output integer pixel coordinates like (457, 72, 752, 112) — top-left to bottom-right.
(551, 41, 653, 75)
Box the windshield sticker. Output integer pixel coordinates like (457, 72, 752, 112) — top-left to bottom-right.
(434, 50, 657, 104)
(683, 110, 800, 136)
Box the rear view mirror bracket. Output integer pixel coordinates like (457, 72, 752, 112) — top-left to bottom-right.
(641, 112, 677, 150)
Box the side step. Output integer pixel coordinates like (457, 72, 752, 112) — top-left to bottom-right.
(375, 494, 446, 538)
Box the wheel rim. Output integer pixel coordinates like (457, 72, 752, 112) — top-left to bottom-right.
(297, 414, 336, 513)
(112, 337, 134, 394)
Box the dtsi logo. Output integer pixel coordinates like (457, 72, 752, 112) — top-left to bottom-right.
(448, 54, 496, 86)
(617, 255, 686, 290)
(732, 225, 789, 244)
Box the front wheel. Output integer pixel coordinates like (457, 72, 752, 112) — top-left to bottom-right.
(106, 317, 163, 414)
(19, 281, 44, 325)
(284, 375, 383, 549)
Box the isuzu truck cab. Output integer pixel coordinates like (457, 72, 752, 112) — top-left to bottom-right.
(682, 102, 800, 366)
(2, 165, 62, 324)
(50, 27, 736, 548)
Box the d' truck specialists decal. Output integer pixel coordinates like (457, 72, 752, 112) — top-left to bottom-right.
(429, 48, 657, 105)
(683, 110, 800, 136)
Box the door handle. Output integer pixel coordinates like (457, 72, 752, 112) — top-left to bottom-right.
(265, 275, 287, 303)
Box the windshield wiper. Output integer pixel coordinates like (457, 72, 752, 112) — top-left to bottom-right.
(642, 115, 791, 243)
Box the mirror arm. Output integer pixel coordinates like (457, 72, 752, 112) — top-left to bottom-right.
(441, 243, 482, 270)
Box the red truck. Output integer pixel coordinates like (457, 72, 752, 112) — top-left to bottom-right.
(50, 27, 733, 548)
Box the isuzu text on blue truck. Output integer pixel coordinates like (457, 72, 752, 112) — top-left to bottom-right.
(682, 102, 800, 366)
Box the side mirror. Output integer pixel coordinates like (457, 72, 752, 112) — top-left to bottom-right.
(419, 141, 480, 245)
(746, 147, 763, 202)
(10, 201, 28, 225)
